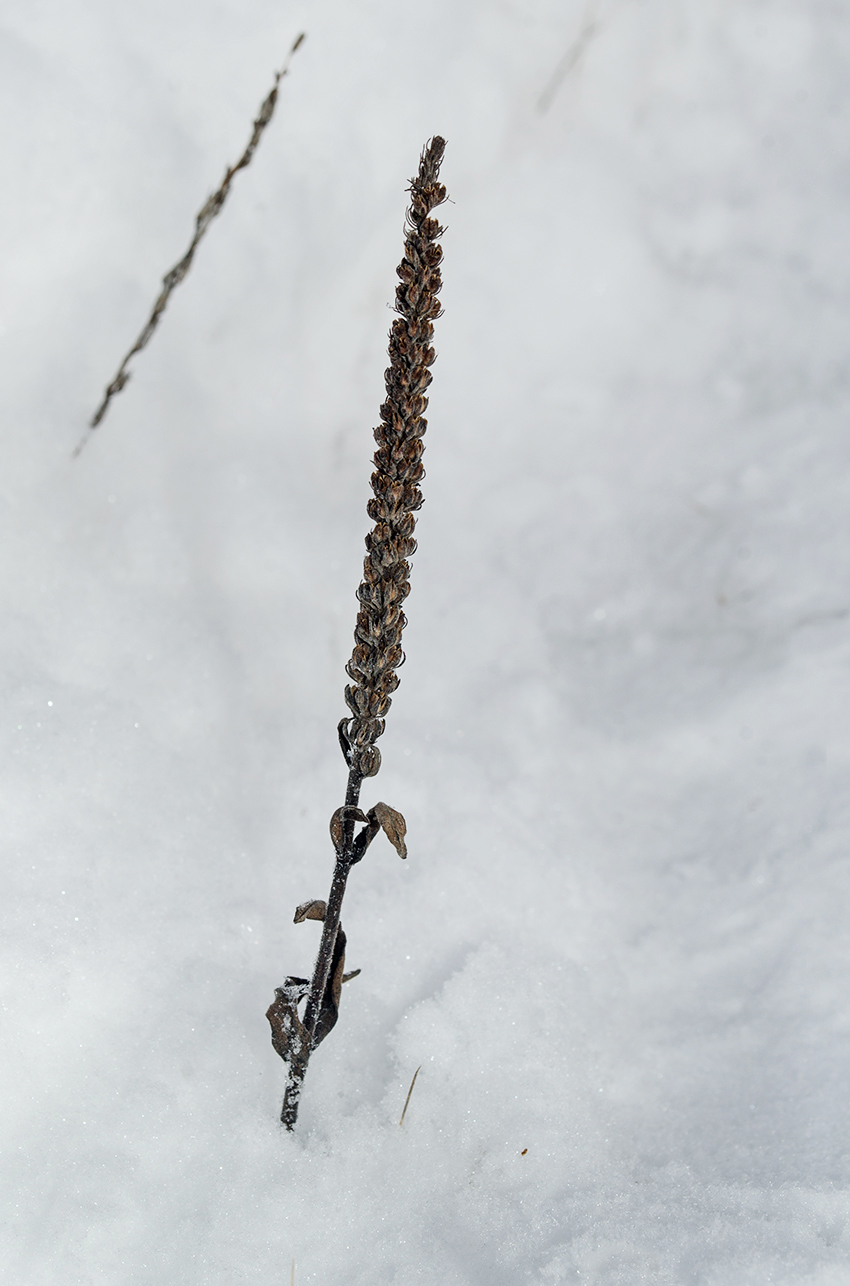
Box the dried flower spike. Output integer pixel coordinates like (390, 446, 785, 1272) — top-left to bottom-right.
(268, 136, 447, 1130)
(340, 134, 447, 780)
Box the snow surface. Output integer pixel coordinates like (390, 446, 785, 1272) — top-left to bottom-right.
(2, 0, 850, 1281)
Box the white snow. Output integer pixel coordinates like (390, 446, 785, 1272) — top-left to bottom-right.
(2, 0, 850, 1281)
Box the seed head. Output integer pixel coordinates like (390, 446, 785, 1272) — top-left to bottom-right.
(340, 137, 447, 779)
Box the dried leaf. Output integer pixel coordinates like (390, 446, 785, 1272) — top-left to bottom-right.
(293, 899, 326, 924)
(266, 977, 310, 1064)
(368, 801, 408, 859)
(270, 920, 356, 1061)
(329, 806, 368, 855)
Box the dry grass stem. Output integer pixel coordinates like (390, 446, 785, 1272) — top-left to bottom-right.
(267, 136, 447, 1130)
(399, 1066, 421, 1126)
(537, 2, 599, 113)
(77, 32, 305, 455)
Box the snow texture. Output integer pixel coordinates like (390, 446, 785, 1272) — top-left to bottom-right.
(2, 0, 850, 1281)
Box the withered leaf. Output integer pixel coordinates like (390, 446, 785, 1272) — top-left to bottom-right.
(266, 977, 310, 1065)
(270, 923, 357, 1061)
(293, 899, 327, 924)
(368, 801, 408, 859)
(329, 806, 369, 855)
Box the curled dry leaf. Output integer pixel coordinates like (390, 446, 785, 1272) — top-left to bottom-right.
(368, 801, 408, 859)
(269, 911, 359, 1063)
(266, 977, 310, 1065)
(294, 899, 327, 924)
(329, 806, 369, 855)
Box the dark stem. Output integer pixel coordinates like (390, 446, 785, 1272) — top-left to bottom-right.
(280, 767, 362, 1129)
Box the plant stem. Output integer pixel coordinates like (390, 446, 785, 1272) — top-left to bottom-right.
(276, 137, 446, 1131)
(281, 768, 362, 1128)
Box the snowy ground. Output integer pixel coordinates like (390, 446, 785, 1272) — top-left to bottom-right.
(2, 0, 850, 1281)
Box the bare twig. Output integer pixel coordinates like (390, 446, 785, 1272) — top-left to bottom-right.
(537, 2, 600, 114)
(269, 137, 448, 1131)
(399, 1066, 421, 1126)
(76, 32, 305, 455)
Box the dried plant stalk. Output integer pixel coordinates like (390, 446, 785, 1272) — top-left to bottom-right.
(536, 2, 599, 114)
(77, 33, 305, 455)
(267, 136, 447, 1130)
(399, 1065, 421, 1126)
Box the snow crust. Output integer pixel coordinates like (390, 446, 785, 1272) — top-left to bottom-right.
(2, 0, 850, 1280)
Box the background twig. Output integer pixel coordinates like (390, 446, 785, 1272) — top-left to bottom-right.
(537, 2, 599, 114)
(77, 32, 305, 455)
